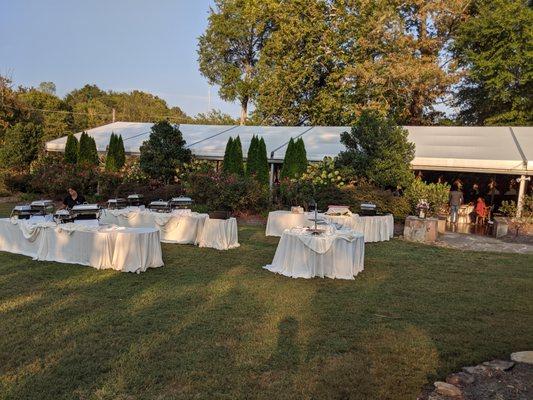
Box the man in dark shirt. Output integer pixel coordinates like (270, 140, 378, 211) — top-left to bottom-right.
(62, 187, 86, 209)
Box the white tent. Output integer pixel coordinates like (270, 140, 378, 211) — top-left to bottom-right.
(45, 121, 533, 176)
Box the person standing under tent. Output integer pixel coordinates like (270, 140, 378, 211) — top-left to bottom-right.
(449, 184, 464, 225)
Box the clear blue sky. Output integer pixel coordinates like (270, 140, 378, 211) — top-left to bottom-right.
(0, 0, 241, 117)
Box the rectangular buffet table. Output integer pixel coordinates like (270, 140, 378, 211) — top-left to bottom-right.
(100, 208, 208, 244)
(0, 218, 163, 273)
(264, 227, 364, 280)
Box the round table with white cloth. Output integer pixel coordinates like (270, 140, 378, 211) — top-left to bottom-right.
(0, 218, 163, 273)
(198, 217, 240, 250)
(323, 214, 394, 242)
(264, 227, 364, 280)
(265, 210, 313, 237)
(100, 208, 208, 244)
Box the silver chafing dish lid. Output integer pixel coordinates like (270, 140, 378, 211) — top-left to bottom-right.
(107, 198, 126, 203)
(54, 209, 71, 216)
(149, 200, 169, 207)
(72, 204, 100, 211)
(13, 205, 32, 211)
(360, 203, 376, 209)
(170, 196, 192, 202)
(30, 200, 54, 207)
(128, 194, 143, 199)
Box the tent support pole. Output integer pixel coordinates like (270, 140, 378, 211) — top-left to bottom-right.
(516, 175, 530, 218)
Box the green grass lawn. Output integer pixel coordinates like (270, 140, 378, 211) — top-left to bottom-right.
(0, 203, 532, 400)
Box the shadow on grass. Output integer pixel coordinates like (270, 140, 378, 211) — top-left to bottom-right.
(0, 225, 532, 400)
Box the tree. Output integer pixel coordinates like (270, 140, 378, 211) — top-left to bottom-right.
(337, 111, 415, 189)
(280, 138, 296, 179)
(0, 122, 42, 169)
(115, 134, 126, 169)
(255, 0, 467, 125)
(78, 132, 99, 166)
(222, 137, 235, 174)
(256, 137, 269, 185)
(192, 109, 237, 125)
(198, 0, 274, 125)
(222, 136, 245, 175)
(246, 135, 259, 177)
(38, 81, 56, 95)
(294, 138, 308, 177)
(105, 133, 118, 171)
(453, 0, 533, 125)
(18, 89, 72, 141)
(64, 133, 79, 164)
(139, 121, 192, 183)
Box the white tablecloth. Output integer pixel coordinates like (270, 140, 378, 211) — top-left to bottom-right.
(265, 211, 313, 236)
(0, 218, 163, 273)
(323, 214, 394, 242)
(264, 228, 364, 280)
(446, 204, 474, 224)
(198, 218, 239, 250)
(100, 209, 208, 244)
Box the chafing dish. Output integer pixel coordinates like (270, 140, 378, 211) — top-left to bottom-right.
(30, 200, 54, 215)
(107, 198, 127, 210)
(54, 209, 75, 224)
(169, 196, 193, 209)
(127, 194, 144, 207)
(11, 205, 32, 219)
(325, 205, 352, 216)
(360, 203, 377, 216)
(148, 200, 170, 213)
(71, 204, 101, 220)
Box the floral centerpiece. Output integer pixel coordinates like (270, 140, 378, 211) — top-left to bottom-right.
(416, 199, 430, 219)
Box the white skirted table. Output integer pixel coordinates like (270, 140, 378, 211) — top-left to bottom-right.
(0, 218, 163, 273)
(323, 214, 394, 242)
(264, 228, 364, 280)
(265, 210, 313, 237)
(100, 208, 208, 244)
(198, 218, 240, 250)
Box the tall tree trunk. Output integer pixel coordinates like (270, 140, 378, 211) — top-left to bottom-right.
(240, 97, 248, 125)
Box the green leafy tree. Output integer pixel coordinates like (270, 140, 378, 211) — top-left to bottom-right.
(198, 0, 274, 124)
(255, 0, 466, 125)
(18, 89, 72, 141)
(0, 122, 42, 169)
(337, 111, 415, 189)
(37, 81, 56, 95)
(191, 109, 237, 125)
(139, 121, 192, 183)
(453, 0, 533, 125)
(78, 132, 99, 166)
(64, 133, 79, 164)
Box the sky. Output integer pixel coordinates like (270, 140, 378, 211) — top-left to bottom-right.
(0, 0, 241, 117)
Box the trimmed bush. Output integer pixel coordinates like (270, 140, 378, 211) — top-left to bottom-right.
(64, 133, 79, 164)
(139, 121, 192, 183)
(280, 137, 307, 179)
(78, 132, 99, 166)
(222, 136, 244, 176)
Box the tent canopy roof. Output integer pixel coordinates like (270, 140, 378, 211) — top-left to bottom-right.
(45, 122, 533, 175)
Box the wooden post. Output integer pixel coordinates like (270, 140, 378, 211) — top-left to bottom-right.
(112, 108, 116, 123)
